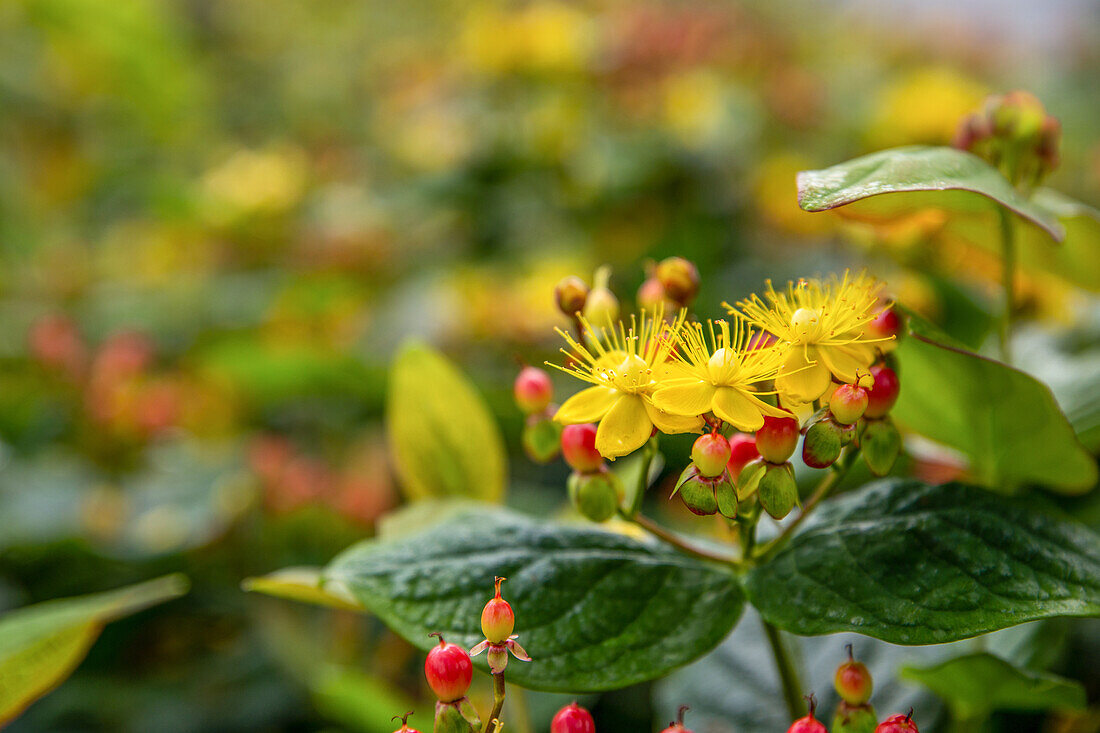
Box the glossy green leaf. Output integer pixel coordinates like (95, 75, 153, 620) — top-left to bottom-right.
(386, 341, 507, 502)
(745, 479, 1100, 644)
(798, 146, 1064, 240)
(242, 567, 364, 611)
(322, 506, 743, 692)
(900, 652, 1085, 719)
(893, 311, 1096, 493)
(0, 575, 189, 726)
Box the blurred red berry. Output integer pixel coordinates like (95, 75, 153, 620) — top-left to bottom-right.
(561, 423, 602, 473)
(865, 365, 900, 418)
(514, 366, 553, 414)
(726, 433, 759, 479)
(875, 711, 919, 733)
(755, 412, 799, 463)
(551, 702, 595, 733)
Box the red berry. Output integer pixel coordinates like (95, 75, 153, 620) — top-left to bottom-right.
(865, 365, 900, 418)
(561, 424, 603, 473)
(787, 695, 826, 733)
(391, 711, 421, 733)
(875, 711, 919, 733)
(755, 412, 800, 463)
(424, 633, 472, 703)
(830, 383, 869, 425)
(834, 644, 873, 705)
(659, 705, 693, 732)
(551, 702, 595, 733)
(692, 433, 731, 478)
(868, 307, 902, 341)
(515, 367, 553, 414)
(726, 433, 760, 479)
(481, 576, 515, 643)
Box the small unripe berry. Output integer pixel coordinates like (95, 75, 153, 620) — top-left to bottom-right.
(515, 366, 553, 414)
(583, 266, 619, 326)
(568, 469, 621, 522)
(551, 702, 595, 733)
(875, 711, 919, 733)
(677, 468, 718, 516)
(726, 433, 760, 480)
(523, 415, 562, 463)
(830, 383, 869, 425)
(833, 701, 877, 733)
(655, 257, 700, 305)
(835, 645, 873, 705)
(864, 365, 900, 418)
(755, 413, 800, 463)
(692, 433, 731, 478)
(481, 577, 515, 643)
(424, 633, 472, 703)
(555, 275, 589, 316)
(861, 417, 902, 477)
(561, 423, 603, 473)
(787, 695, 826, 733)
(758, 462, 798, 520)
(803, 419, 842, 469)
(391, 711, 421, 733)
(660, 705, 694, 732)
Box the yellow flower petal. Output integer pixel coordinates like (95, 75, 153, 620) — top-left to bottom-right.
(711, 387, 767, 432)
(555, 386, 617, 424)
(818, 343, 874, 384)
(595, 395, 654, 458)
(650, 381, 716, 416)
(644, 400, 704, 435)
(776, 348, 832, 403)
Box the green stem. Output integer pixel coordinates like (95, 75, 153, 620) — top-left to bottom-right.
(737, 502, 761, 561)
(762, 618, 805, 720)
(628, 436, 659, 517)
(483, 672, 506, 733)
(998, 205, 1016, 365)
(629, 513, 737, 565)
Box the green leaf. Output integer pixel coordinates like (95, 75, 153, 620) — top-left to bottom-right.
(322, 506, 744, 692)
(745, 479, 1100, 644)
(242, 567, 364, 611)
(900, 652, 1085, 720)
(1013, 189, 1100, 292)
(311, 665, 420, 733)
(386, 341, 507, 502)
(0, 575, 189, 726)
(894, 311, 1097, 493)
(797, 146, 1064, 241)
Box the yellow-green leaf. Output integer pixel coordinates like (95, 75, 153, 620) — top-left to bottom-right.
(386, 341, 506, 502)
(242, 567, 364, 611)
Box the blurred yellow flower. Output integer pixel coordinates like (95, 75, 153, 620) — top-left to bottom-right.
(553, 308, 702, 459)
(730, 272, 888, 403)
(867, 68, 989, 148)
(651, 319, 790, 432)
(753, 152, 834, 236)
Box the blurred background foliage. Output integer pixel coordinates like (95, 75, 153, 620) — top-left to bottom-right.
(1, 0, 1099, 731)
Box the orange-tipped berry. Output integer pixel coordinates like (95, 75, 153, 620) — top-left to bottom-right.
(481, 577, 515, 643)
(555, 276, 589, 316)
(835, 644, 873, 705)
(561, 423, 603, 473)
(756, 413, 800, 463)
(655, 257, 700, 305)
(830, 379, 871, 426)
(515, 366, 553, 414)
(568, 469, 622, 522)
(875, 710, 919, 733)
(787, 695, 827, 733)
(424, 633, 472, 703)
(660, 705, 694, 732)
(692, 433, 732, 478)
(865, 365, 900, 419)
(391, 711, 421, 733)
(551, 702, 596, 733)
(726, 433, 760, 480)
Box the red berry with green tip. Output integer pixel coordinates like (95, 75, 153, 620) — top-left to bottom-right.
(726, 433, 759, 479)
(561, 423, 603, 473)
(755, 412, 800, 463)
(423, 634, 472, 703)
(830, 383, 869, 425)
(660, 705, 693, 732)
(515, 366, 553, 414)
(865, 365, 900, 418)
(787, 695, 827, 733)
(875, 711, 919, 733)
(551, 702, 595, 733)
(481, 576, 515, 643)
(391, 711, 421, 733)
(835, 644, 873, 705)
(692, 433, 731, 478)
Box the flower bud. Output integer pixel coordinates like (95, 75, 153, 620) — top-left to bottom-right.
(833, 702, 878, 733)
(655, 257, 700, 305)
(726, 433, 760, 480)
(551, 702, 595, 733)
(481, 577, 515, 644)
(830, 383, 870, 425)
(637, 277, 672, 311)
(787, 695, 826, 733)
(434, 700, 481, 733)
(583, 266, 619, 326)
(555, 276, 589, 316)
(568, 469, 622, 522)
(675, 465, 718, 516)
(835, 645, 873, 705)
(861, 417, 902, 476)
(391, 711, 422, 733)
(660, 705, 694, 733)
(865, 366, 899, 418)
(692, 433, 732, 478)
(424, 633, 473, 703)
(875, 711, 919, 733)
(758, 461, 798, 519)
(523, 415, 562, 464)
(561, 423, 603, 473)
(514, 366, 553, 414)
(802, 419, 842, 469)
(756, 413, 800, 463)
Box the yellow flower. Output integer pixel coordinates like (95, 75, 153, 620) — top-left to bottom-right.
(651, 319, 791, 432)
(552, 308, 702, 459)
(729, 272, 889, 403)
